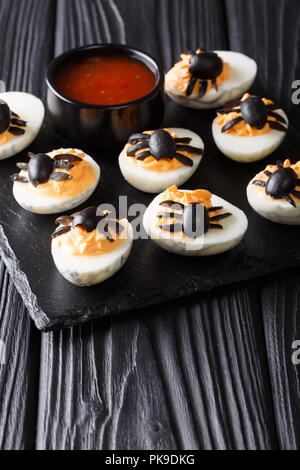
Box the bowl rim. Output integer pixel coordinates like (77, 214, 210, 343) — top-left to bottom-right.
(46, 43, 165, 110)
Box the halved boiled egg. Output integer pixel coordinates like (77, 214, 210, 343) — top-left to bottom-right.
(247, 159, 300, 224)
(212, 94, 288, 162)
(118, 128, 204, 193)
(165, 49, 257, 109)
(0, 92, 44, 160)
(51, 206, 133, 286)
(11, 148, 100, 214)
(143, 185, 248, 256)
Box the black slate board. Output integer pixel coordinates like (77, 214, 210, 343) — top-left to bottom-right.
(1, 91, 300, 331)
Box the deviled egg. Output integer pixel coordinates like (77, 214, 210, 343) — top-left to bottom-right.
(165, 49, 257, 109)
(143, 185, 248, 256)
(119, 128, 204, 193)
(212, 93, 288, 162)
(10, 147, 100, 214)
(51, 206, 133, 286)
(247, 159, 300, 224)
(0, 92, 44, 160)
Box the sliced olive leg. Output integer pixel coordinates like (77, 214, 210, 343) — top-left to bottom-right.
(267, 121, 288, 132)
(224, 99, 241, 108)
(52, 226, 72, 238)
(159, 223, 183, 232)
(157, 212, 183, 220)
(217, 107, 240, 114)
(135, 150, 151, 160)
(199, 80, 208, 97)
(252, 180, 266, 187)
(16, 162, 28, 170)
(128, 133, 148, 144)
(267, 111, 287, 124)
(175, 144, 203, 154)
(264, 170, 272, 176)
(50, 172, 72, 181)
(11, 118, 27, 126)
(55, 215, 74, 226)
(186, 76, 198, 96)
(127, 141, 147, 156)
(266, 104, 279, 110)
(107, 219, 125, 235)
(211, 78, 218, 91)
(221, 116, 243, 133)
(208, 206, 223, 212)
(283, 194, 296, 207)
(174, 137, 192, 144)
(53, 153, 82, 162)
(209, 212, 232, 221)
(209, 223, 223, 229)
(10, 174, 29, 182)
(8, 126, 25, 135)
(174, 152, 193, 166)
(291, 190, 300, 199)
(54, 160, 74, 170)
(159, 200, 184, 209)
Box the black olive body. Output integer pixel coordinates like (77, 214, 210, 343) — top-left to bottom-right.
(182, 203, 210, 238)
(0, 99, 11, 134)
(188, 52, 223, 80)
(72, 207, 99, 233)
(28, 154, 54, 187)
(265, 167, 297, 198)
(149, 129, 177, 160)
(240, 96, 268, 129)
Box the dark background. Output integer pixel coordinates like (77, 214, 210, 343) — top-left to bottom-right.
(0, 0, 300, 450)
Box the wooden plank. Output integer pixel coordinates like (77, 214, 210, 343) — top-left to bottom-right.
(260, 269, 300, 449)
(225, 0, 300, 107)
(36, 0, 277, 449)
(0, 0, 55, 449)
(37, 285, 277, 449)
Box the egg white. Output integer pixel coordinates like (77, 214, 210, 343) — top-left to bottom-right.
(0, 92, 44, 160)
(51, 219, 133, 286)
(247, 177, 300, 225)
(12, 148, 100, 214)
(212, 109, 288, 163)
(165, 51, 257, 110)
(119, 128, 204, 193)
(143, 190, 248, 256)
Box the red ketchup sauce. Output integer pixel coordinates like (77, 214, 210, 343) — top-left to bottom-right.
(54, 55, 156, 106)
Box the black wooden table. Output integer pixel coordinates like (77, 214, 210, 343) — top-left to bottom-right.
(0, 0, 300, 450)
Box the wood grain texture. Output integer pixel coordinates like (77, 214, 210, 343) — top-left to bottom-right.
(225, 0, 300, 107)
(37, 285, 277, 450)
(0, 262, 40, 449)
(0, 0, 55, 449)
(226, 0, 300, 450)
(260, 269, 300, 450)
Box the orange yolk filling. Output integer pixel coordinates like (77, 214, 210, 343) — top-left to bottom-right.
(125, 129, 193, 172)
(0, 130, 14, 146)
(21, 149, 96, 198)
(253, 159, 300, 204)
(157, 185, 220, 238)
(165, 50, 230, 96)
(216, 93, 276, 137)
(52, 222, 125, 257)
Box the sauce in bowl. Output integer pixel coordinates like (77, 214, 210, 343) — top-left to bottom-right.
(54, 55, 156, 106)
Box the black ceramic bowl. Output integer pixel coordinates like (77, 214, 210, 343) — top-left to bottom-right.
(46, 43, 165, 150)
